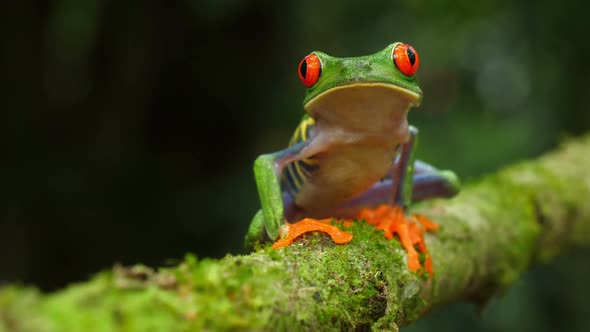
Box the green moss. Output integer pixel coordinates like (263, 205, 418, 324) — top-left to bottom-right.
(2, 134, 590, 331)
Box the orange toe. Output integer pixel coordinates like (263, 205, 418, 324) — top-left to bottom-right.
(272, 218, 353, 250)
(358, 205, 438, 278)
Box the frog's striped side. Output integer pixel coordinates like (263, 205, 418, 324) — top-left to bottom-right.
(282, 115, 319, 196)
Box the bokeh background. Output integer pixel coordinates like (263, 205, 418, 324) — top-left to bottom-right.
(1, 0, 589, 330)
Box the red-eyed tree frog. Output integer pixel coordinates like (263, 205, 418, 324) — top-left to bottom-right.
(245, 42, 460, 276)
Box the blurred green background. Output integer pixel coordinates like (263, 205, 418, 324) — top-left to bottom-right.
(1, 0, 589, 330)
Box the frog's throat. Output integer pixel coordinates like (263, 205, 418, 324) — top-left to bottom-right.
(302, 82, 421, 131)
(303, 82, 422, 113)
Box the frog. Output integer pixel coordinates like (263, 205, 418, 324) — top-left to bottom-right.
(245, 42, 460, 276)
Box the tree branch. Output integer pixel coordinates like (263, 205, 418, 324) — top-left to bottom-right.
(2, 135, 590, 332)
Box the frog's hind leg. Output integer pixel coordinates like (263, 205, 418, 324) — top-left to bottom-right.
(316, 164, 459, 219)
(412, 161, 460, 202)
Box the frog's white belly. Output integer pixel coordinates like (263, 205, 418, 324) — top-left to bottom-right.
(294, 144, 397, 212)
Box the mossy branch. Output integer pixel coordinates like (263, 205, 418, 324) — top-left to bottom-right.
(2, 135, 590, 332)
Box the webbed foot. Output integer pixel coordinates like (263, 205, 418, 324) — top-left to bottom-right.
(272, 218, 353, 250)
(358, 205, 438, 278)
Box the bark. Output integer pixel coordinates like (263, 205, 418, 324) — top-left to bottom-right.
(2, 135, 590, 332)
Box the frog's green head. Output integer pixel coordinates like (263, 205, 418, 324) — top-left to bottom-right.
(298, 42, 423, 129)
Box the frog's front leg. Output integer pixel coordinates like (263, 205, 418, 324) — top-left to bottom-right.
(245, 140, 352, 250)
(359, 126, 459, 277)
(367, 126, 434, 276)
(390, 126, 419, 208)
(245, 143, 306, 249)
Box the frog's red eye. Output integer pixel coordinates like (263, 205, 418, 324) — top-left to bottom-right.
(298, 53, 321, 88)
(393, 43, 419, 77)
